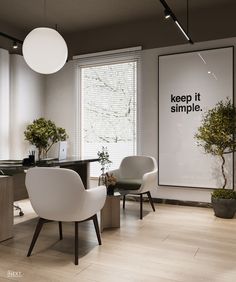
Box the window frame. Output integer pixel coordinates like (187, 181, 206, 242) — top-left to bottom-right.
(75, 51, 142, 162)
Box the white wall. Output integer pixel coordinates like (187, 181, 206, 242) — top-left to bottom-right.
(44, 61, 78, 157)
(9, 54, 45, 159)
(0, 49, 10, 159)
(141, 37, 236, 202)
(45, 37, 236, 203)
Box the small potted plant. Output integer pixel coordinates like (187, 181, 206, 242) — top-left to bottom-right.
(105, 172, 117, 196)
(97, 146, 112, 188)
(195, 98, 236, 218)
(24, 117, 68, 160)
(97, 146, 112, 174)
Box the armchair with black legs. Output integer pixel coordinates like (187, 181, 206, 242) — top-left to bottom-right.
(108, 155, 157, 220)
(25, 167, 106, 265)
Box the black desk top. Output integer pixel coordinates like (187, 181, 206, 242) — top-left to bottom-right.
(36, 157, 98, 166)
(0, 157, 99, 171)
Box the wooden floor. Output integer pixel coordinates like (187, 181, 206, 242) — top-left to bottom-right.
(1, 200, 236, 282)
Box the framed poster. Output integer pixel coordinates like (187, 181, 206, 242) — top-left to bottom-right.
(158, 46, 234, 189)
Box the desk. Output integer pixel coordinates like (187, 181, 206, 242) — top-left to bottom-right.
(0, 157, 98, 201)
(36, 157, 98, 190)
(0, 176, 13, 242)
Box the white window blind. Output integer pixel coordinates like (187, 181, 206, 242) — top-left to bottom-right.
(77, 50, 140, 177)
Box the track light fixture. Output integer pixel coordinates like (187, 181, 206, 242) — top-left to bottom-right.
(13, 41, 18, 49)
(159, 0, 193, 44)
(164, 9, 171, 19)
(0, 31, 23, 47)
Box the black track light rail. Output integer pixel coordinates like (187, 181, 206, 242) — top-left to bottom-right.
(160, 0, 172, 14)
(159, 0, 193, 44)
(0, 31, 23, 44)
(1, 1, 193, 46)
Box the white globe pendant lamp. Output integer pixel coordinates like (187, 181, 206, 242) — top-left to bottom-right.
(22, 27, 68, 74)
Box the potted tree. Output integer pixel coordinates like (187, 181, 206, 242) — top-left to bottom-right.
(24, 118, 68, 160)
(195, 98, 236, 218)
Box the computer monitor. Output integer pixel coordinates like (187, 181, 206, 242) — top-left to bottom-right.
(58, 141, 67, 160)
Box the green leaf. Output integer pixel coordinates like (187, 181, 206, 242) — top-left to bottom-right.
(194, 98, 236, 189)
(24, 118, 68, 153)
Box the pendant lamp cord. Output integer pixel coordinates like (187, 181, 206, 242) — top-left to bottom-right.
(43, 0, 47, 26)
(187, 0, 189, 34)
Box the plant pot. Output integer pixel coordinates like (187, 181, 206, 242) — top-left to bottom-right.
(98, 173, 106, 186)
(107, 186, 114, 196)
(211, 197, 236, 219)
(38, 147, 47, 161)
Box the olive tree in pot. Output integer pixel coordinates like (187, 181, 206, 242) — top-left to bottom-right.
(24, 118, 68, 160)
(195, 99, 236, 218)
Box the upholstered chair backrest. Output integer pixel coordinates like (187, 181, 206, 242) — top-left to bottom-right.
(119, 156, 156, 179)
(25, 167, 86, 221)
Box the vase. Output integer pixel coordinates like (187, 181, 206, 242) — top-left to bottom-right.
(38, 148, 47, 161)
(98, 173, 106, 186)
(107, 185, 114, 196)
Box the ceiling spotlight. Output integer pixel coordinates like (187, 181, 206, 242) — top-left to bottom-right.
(164, 9, 171, 19)
(12, 41, 18, 49)
(175, 20, 193, 43)
(160, 0, 194, 44)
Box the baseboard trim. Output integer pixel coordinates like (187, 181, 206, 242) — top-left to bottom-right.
(154, 198, 212, 208)
(124, 195, 212, 208)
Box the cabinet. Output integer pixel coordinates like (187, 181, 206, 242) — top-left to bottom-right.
(100, 194, 120, 232)
(0, 176, 13, 242)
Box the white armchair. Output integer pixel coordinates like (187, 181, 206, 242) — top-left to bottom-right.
(109, 156, 157, 219)
(25, 167, 106, 265)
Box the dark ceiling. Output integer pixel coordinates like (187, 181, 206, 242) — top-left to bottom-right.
(0, 0, 233, 33)
(0, 0, 236, 58)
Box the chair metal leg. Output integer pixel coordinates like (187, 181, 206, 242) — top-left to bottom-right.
(58, 221, 63, 240)
(92, 214, 102, 245)
(123, 195, 126, 209)
(75, 222, 79, 265)
(147, 191, 155, 212)
(140, 194, 143, 220)
(27, 218, 45, 257)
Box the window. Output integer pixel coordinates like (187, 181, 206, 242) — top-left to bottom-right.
(79, 56, 138, 177)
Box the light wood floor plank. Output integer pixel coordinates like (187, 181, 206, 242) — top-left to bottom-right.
(1, 200, 236, 281)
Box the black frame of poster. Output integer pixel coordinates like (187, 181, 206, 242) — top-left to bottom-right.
(158, 46, 234, 189)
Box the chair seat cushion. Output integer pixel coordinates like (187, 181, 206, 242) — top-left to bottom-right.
(114, 179, 142, 190)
